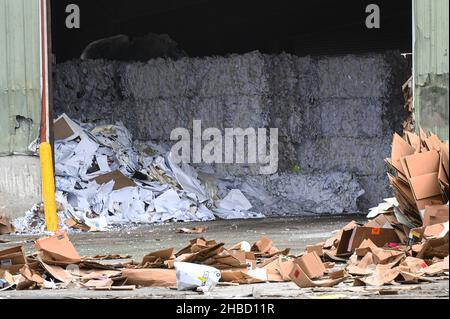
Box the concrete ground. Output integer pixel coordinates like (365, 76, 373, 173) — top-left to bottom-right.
(1, 216, 449, 299)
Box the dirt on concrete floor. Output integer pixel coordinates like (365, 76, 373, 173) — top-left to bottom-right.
(1, 216, 448, 299)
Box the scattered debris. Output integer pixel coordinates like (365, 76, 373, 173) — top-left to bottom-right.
(1, 130, 448, 295)
(176, 226, 209, 234)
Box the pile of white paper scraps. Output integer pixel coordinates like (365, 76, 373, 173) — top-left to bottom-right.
(13, 114, 263, 233)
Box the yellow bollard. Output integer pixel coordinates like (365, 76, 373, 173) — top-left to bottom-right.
(39, 142, 59, 232)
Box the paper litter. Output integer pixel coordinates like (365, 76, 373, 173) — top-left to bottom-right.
(12, 114, 263, 234)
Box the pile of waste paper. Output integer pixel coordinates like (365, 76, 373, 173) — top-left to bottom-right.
(13, 114, 263, 233)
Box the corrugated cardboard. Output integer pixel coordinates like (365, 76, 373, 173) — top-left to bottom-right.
(289, 264, 347, 288)
(391, 133, 416, 175)
(121, 268, 176, 287)
(0, 216, 14, 235)
(141, 248, 174, 267)
(409, 173, 442, 201)
(251, 236, 273, 254)
(403, 151, 440, 178)
(422, 205, 449, 227)
(295, 251, 326, 279)
(35, 231, 81, 265)
(306, 244, 323, 257)
(54, 115, 77, 141)
(0, 246, 27, 274)
(337, 226, 400, 255)
(220, 269, 266, 284)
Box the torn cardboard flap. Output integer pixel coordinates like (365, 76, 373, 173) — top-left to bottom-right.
(289, 263, 347, 288)
(251, 236, 274, 254)
(418, 256, 449, 276)
(306, 244, 324, 257)
(141, 248, 174, 267)
(0, 216, 14, 235)
(337, 226, 400, 256)
(220, 269, 266, 284)
(35, 231, 81, 265)
(391, 133, 416, 175)
(0, 246, 27, 274)
(295, 251, 326, 279)
(36, 255, 73, 286)
(53, 114, 85, 141)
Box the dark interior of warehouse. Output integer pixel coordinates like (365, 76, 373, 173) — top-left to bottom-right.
(48, 0, 414, 214)
(51, 0, 412, 62)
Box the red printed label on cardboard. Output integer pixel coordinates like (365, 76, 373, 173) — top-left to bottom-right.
(372, 228, 381, 235)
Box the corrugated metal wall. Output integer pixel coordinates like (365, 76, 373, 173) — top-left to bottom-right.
(414, 0, 449, 141)
(0, 0, 41, 155)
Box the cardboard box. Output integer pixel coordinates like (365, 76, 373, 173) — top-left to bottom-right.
(295, 251, 326, 279)
(289, 263, 346, 288)
(0, 246, 27, 274)
(0, 216, 14, 235)
(336, 226, 400, 255)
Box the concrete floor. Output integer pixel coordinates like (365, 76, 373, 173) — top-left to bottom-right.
(1, 216, 449, 299)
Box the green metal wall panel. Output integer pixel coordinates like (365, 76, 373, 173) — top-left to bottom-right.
(0, 0, 41, 155)
(414, 0, 449, 141)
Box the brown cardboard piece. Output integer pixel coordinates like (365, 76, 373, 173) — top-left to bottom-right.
(336, 226, 400, 256)
(0, 216, 14, 235)
(220, 269, 266, 284)
(93, 170, 136, 191)
(409, 173, 442, 204)
(0, 269, 15, 290)
(262, 256, 295, 282)
(140, 248, 174, 267)
(289, 264, 347, 288)
(295, 251, 326, 279)
(306, 244, 324, 257)
(35, 231, 81, 265)
(17, 265, 45, 290)
(422, 205, 449, 227)
(403, 150, 440, 178)
(329, 269, 347, 280)
(54, 115, 77, 141)
(353, 265, 400, 287)
(201, 250, 247, 270)
(0, 246, 27, 274)
(391, 133, 416, 175)
(401, 257, 428, 274)
(416, 234, 449, 259)
(82, 278, 114, 289)
(37, 256, 73, 285)
(121, 268, 176, 287)
(418, 256, 449, 276)
(251, 236, 274, 254)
